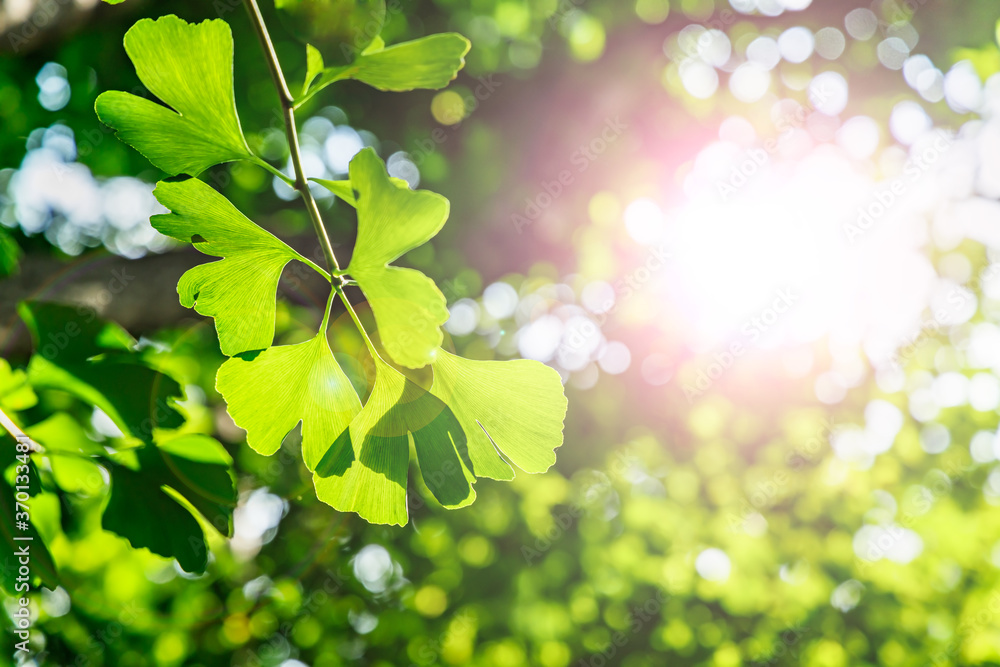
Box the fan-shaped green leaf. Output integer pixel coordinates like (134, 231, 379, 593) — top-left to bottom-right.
(299, 33, 470, 105)
(216, 332, 362, 470)
(430, 349, 568, 479)
(314, 349, 474, 526)
(95, 15, 254, 176)
(340, 148, 450, 368)
(152, 179, 322, 357)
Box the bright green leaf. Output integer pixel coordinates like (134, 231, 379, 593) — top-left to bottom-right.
(299, 33, 471, 105)
(216, 332, 361, 470)
(311, 175, 409, 206)
(95, 15, 254, 176)
(362, 35, 385, 56)
(0, 358, 36, 413)
(152, 178, 322, 357)
(18, 301, 184, 443)
(303, 44, 325, 96)
(430, 349, 567, 479)
(343, 148, 450, 368)
(314, 349, 474, 526)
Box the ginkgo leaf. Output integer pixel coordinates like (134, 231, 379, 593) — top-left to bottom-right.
(18, 302, 184, 443)
(102, 435, 237, 574)
(216, 332, 362, 471)
(303, 44, 326, 96)
(430, 349, 568, 480)
(340, 148, 450, 368)
(311, 175, 409, 206)
(95, 15, 255, 176)
(152, 179, 322, 357)
(298, 33, 471, 106)
(314, 349, 474, 526)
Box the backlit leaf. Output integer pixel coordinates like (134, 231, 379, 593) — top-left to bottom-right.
(314, 349, 474, 525)
(311, 174, 410, 206)
(95, 15, 254, 176)
(28, 414, 106, 496)
(0, 229, 21, 277)
(152, 178, 321, 357)
(0, 358, 36, 412)
(341, 148, 450, 368)
(299, 33, 470, 105)
(430, 349, 568, 479)
(216, 332, 362, 470)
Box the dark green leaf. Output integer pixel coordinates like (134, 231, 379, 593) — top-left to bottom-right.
(18, 302, 184, 443)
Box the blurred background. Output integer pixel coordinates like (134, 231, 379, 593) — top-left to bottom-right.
(3, 0, 1000, 664)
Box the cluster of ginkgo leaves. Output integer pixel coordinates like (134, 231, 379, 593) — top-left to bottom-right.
(83, 7, 567, 534)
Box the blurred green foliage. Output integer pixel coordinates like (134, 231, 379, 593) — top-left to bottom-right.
(4, 0, 1000, 666)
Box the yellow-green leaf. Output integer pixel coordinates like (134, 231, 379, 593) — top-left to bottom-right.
(430, 349, 568, 479)
(314, 349, 474, 525)
(299, 33, 470, 105)
(152, 179, 322, 357)
(339, 148, 450, 368)
(95, 15, 254, 176)
(216, 333, 362, 470)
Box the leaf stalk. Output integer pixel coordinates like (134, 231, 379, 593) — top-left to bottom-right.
(243, 0, 342, 276)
